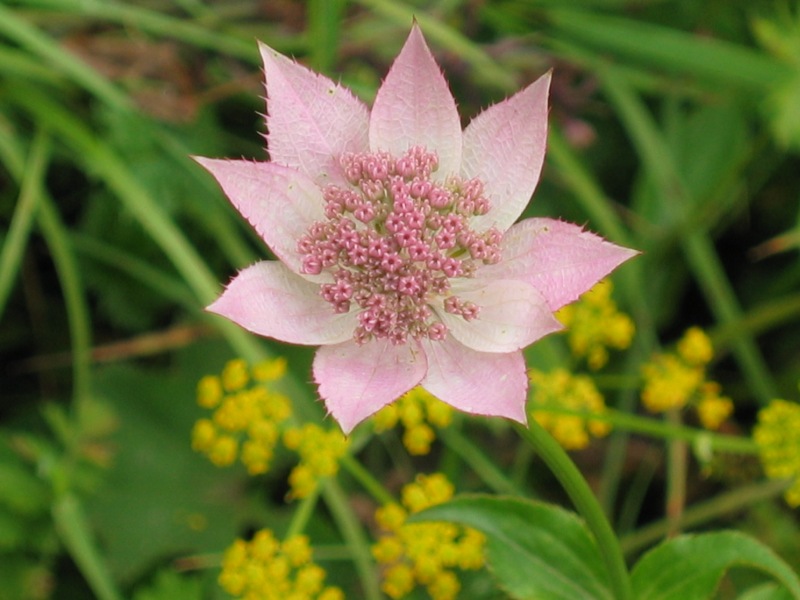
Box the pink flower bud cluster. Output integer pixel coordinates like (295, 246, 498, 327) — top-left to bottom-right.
(296, 146, 502, 345)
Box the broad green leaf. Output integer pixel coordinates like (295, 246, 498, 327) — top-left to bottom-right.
(86, 348, 256, 583)
(741, 582, 794, 600)
(631, 531, 800, 600)
(412, 495, 613, 600)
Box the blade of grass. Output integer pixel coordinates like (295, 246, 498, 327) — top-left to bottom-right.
(323, 478, 382, 600)
(0, 5, 132, 110)
(18, 0, 259, 62)
(53, 494, 124, 600)
(70, 233, 197, 311)
(307, 0, 345, 73)
(546, 7, 792, 91)
(0, 129, 48, 319)
(599, 65, 777, 405)
(37, 186, 93, 409)
(354, 0, 519, 92)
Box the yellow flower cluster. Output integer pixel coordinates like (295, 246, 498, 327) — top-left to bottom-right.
(192, 358, 292, 474)
(528, 368, 611, 450)
(556, 280, 635, 370)
(219, 529, 344, 600)
(283, 424, 350, 499)
(753, 399, 800, 506)
(640, 327, 733, 429)
(373, 387, 453, 455)
(372, 473, 485, 600)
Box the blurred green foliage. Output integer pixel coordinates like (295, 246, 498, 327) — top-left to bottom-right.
(1, 0, 799, 598)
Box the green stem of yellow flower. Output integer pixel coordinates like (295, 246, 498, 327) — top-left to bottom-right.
(285, 486, 322, 539)
(665, 410, 687, 537)
(339, 453, 396, 505)
(513, 421, 632, 600)
(621, 478, 791, 556)
(439, 427, 525, 496)
(536, 405, 758, 454)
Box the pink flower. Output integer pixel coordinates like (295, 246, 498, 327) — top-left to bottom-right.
(196, 26, 637, 433)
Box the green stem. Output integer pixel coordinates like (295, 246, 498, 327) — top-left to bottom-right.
(664, 410, 687, 536)
(285, 487, 322, 538)
(321, 478, 382, 600)
(535, 405, 757, 454)
(52, 494, 124, 600)
(339, 453, 395, 505)
(621, 478, 791, 556)
(37, 171, 92, 411)
(0, 129, 48, 318)
(513, 421, 632, 600)
(439, 427, 525, 495)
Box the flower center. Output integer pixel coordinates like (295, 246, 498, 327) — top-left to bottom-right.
(296, 146, 501, 345)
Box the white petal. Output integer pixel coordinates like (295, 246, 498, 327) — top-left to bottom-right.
(369, 25, 462, 177)
(207, 261, 355, 345)
(436, 279, 562, 353)
(314, 339, 427, 434)
(421, 337, 528, 424)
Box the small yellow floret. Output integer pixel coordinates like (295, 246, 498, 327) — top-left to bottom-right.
(401, 473, 454, 513)
(252, 357, 287, 381)
(640, 327, 734, 426)
(373, 387, 452, 455)
(193, 358, 292, 475)
(221, 358, 250, 391)
(754, 399, 800, 506)
(191, 418, 216, 452)
(284, 424, 349, 499)
(695, 382, 733, 430)
(528, 368, 610, 450)
(219, 529, 341, 600)
(197, 375, 223, 408)
(373, 403, 400, 431)
(382, 563, 415, 599)
(208, 435, 238, 467)
(403, 424, 436, 455)
(677, 327, 714, 366)
(641, 354, 703, 413)
(556, 280, 634, 370)
(372, 473, 485, 600)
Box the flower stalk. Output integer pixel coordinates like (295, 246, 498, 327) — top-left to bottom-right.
(513, 421, 632, 600)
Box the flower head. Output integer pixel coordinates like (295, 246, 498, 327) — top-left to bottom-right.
(372, 473, 485, 600)
(528, 368, 611, 450)
(196, 26, 637, 433)
(754, 399, 800, 506)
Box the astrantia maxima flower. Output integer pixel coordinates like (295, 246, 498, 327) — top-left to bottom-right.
(196, 26, 637, 433)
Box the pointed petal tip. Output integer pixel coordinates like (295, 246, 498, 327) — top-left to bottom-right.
(314, 340, 427, 434)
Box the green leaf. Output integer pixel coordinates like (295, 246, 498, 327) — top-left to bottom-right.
(85, 347, 256, 583)
(741, 582, 795, 600)
(132, 570, 203, 600)
(0, 444, 50, 516)
(412, 495, 613, 600)
(631, 531, 800, 600)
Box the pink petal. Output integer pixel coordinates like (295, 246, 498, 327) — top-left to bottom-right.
(194, 157, 323, 275)
(207, 261, 356, 345)
(437, 279, 562, 353)
(314, 340, 427, 434)
(259, 42, 369, 187)
(463, 72, 551, 232)
(421, 337, 528, 424)
(369, 25, 462, 177)
(481, 218, 639, 311)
